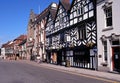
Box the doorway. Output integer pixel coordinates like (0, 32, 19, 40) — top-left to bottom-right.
(112, 47, 120, 72)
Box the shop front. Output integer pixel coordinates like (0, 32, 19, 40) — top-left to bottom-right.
(65, 46, 96, 70)
(46, 49, 64, 65)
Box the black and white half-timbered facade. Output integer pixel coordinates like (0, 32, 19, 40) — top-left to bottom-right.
(67, 0, 97, 69)
(45, 3, 58, 63)
(46, 0, 70, 65)
(45, 0, 97, 70)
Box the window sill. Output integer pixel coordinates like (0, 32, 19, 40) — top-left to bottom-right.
(102, 27, 113, 32)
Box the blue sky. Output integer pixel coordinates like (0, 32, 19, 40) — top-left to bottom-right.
(0, 0, 72, 46)
(0, 0, 59, 46)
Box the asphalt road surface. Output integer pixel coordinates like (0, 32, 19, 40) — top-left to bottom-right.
(0, 60, 112, 83)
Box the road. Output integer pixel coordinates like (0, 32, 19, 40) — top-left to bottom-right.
(0, 60, 113, 83)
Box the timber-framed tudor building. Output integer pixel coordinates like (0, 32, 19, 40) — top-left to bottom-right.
(45, 0, 97, 70)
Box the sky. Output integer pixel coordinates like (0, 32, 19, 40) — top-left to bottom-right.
(0, 0, 72, 46)
(0, 0, 59, 46)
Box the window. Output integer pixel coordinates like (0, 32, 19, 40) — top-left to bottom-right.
(103, 41, 107, 61)
(49, 38, 52, 45)
(60, 17, 64, 28)
(84, 5, 88, 13)
(70, 14, 73, 19)
(112, 40, 120, 45)
(105, 6, 112, 27)
(74, 11, 77, 17)
(73, 49, 90, 63)
(66, 50, 73, 57)
(78, 24, 86, 40)
(89, 2, 93, 10)
(60, 33, 64, 43)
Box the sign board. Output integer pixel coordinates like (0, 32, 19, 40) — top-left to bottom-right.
(93, 46, 97, 53)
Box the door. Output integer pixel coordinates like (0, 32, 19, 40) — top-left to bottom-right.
(57, 50, 62, 65)
(113, 47, 120, 72)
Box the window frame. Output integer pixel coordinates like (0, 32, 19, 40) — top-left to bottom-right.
(78, 24, 86, 40)
(104, 6, 113, 27)
(103, 40, 108, 62)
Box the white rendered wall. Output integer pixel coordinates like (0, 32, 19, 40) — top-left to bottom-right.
(97, 0, 120, 71)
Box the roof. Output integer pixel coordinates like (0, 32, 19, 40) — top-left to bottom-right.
(19, 39, 27, 46)
(49, 3, 58, 20)
(60, 0, 71, 12)
(1, 41, 14, 48)
(35, 7, 50, 22)
(34, 2, 58, 24)
(14, 35, 27, 41)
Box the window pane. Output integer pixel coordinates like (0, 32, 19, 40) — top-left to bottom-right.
(78, 24, 86, 40)
(107, 17, 112, 26)
(89, 3, 93, 10)
(105, 6, 112, 27)
(84, 5, 88, 12)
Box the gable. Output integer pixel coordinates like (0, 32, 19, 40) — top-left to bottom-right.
(54, 4, 69, 31)
(46, 12, 54, 36)
(70, 0, 95, 25)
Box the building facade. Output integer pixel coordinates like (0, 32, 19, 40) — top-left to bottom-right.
(35, 6, 50, 62)
(13, 35, 27, 60)
(97, 0, 120, 72)
(18, 38, 27, 59)
(1, 41, 14, 59)
(27, 10, 37, 60)
(46, 0, 70, 65)
(46, 0, 97, 69)
(0, 48, 5, 59)
(68, 0, 97, 69)
(28, 3, 58, 62)
(1, 35, 27, 60)
(45, 3, 58, 64)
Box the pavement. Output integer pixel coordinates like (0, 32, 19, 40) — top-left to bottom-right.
(18, 60, 120, 82)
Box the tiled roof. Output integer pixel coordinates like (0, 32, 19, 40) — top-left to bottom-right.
(19, 39, 27, 46)
(60, 0, 71, 11)
(1, 41, 14, 48)
(35, 3, 58, 22)
(36, 7, 49, 21)
(14, 35, 27, 41)
(49, 4, 58, 20)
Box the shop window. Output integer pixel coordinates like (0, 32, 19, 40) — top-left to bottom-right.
(66, 51, 73, 57)
(73, 49, 90, 63)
